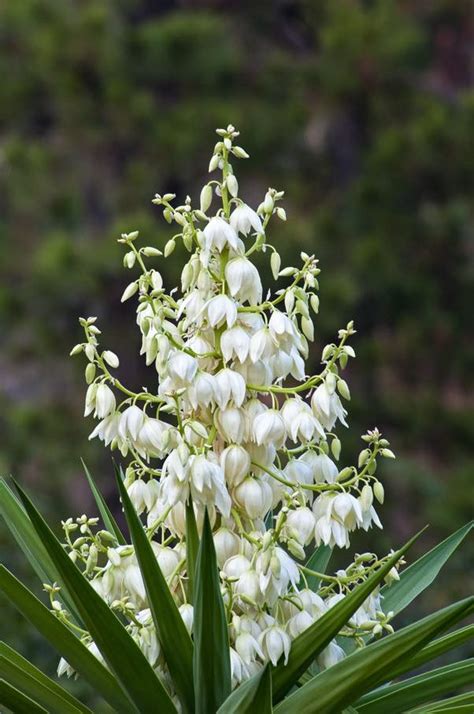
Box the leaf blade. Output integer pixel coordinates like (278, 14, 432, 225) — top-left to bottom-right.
(0, 566, 135, 713)
(15, 482, 177, 714)
(185, 497, 199, 603)
(381, 521, 473, 616)
(0, 679, 47, 714)
(0, 650, 90, 714)
(82, 460, 126, 545)
(272, 530, 422, 702)
(275, 597, 474, 714)
(116, 472, 194, 714)
(303, 544, 332, 591)
(218, 664, 272, 713)
(193, 510, 231, 713)
(356, 659, 474, 714)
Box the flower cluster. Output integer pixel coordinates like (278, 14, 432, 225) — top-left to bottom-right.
(65, 126, 399, 698)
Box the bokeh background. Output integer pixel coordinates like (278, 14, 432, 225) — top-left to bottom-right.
(0, 0, 472, 685)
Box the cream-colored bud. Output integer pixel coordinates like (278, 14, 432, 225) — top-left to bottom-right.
(200, 184, 213, 213)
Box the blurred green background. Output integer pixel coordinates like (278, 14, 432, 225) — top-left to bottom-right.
(0, 0, 472, 687)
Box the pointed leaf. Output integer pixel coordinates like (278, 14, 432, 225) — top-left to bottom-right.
(0, 680, 47, 713)
(218, 664, 272, 713)
(0, 480, 81, 621)
(117, 472, 194, 713)
(15, 482, 177, 714)
(386, 624, 474, 681)
(194, 510, 231, 713)
(0, 648, 90, 714)
(82, 460, 126, 544)
(272, 530, 422, 702)
(408, 692, 474, 712)
(0, 566, 135, 713)
(356, 659, 474, 713)
(303, 545, 332, 591)
(275, 597, 474, 714)
(185, 497, 199, 602)
(381, 521, 473, 616)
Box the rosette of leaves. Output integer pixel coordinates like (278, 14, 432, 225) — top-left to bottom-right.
(0, 475, 472, 713)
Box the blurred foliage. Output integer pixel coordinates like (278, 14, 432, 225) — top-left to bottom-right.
(0, 0, 472, 673)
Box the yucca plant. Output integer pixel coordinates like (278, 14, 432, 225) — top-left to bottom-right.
(0, 125, 472, 714)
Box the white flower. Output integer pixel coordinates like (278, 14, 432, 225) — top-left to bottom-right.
(288, 610, 314, 638)
(259, 626, 291, 666)
(235, 632, 264, 665)
(230, 204, 263, 236)
(317, 641, 345, 670)
(311, 382, 348, 430)
(230, 648, 250, 688)
(221, 325, 251, 363)
(249, 328, 275, 363)
(215, 406, 247, 443)
(94, 383, 116, 419)
(214, 368, 246, 408)
(234, 478, 273, 519)
(179, 603, 194, 635)
(268, 311, 297, 348)
(203, 216, 239, 252)
(301, 451, 338, 484)
(127, 479, 148, 515)
(284, 507, 316, 546)
(253, 409, 286, 448)
(206, 295, 238, 328)
(220, 444, 251, 487)
(222, 554, 252, 579)
(281, 398, 325, 443)
(89, 412, 121, 446)
(151, 544, 180, 578)
(214, 528, 240, 567)
(168, 351, 198, 386)
(190, 453, 231, 517)
(187, 371, 216, 410)
(234, 570, 262, 605)
(136, 416, 169, 455)
(256, 546, 299, 605)
(119, 405, 145, 441)
(225, 257, 262, 305)
(332, 492, 363, 531)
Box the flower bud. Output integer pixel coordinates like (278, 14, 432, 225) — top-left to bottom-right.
(200, 184, 213, 213)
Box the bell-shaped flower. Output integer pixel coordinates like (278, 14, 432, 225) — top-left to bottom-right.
(283, 507, 316, 546)
(230, 203, 263, 236)
(220, 444, 251, 487)
(119, 405, 145, 441)
(190, 453, 231, 517)
(215, 406, 247, 443)
(168, 350, 198, 386)
(281, 398, 325, 443)
(187, 372, 216, 410)
(234, 477, 273, 519)
(259, 626, 291, 666)
(213, 528, 241, 567)
(235, 632, 264, 665)
(301, 451, 338, 484)
(332, 492, 363, 531)
(214, 368, 246, 408)
(311, 382, 348, 430)
(253, 409, 286, 448)
(206, 294, 238, 328)
(203, 216, 239, 252)
(220, 325, 251, 363)
(94, 383, 116, 419)
(225, 257, 262, 305)
(317, 641, 345, 670)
